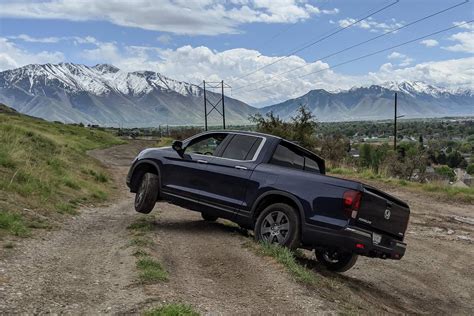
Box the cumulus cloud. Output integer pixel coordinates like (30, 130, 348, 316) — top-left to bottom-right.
(441, 21, 474, 53)
(0, 37, 64, 70)
(386, 51, 413, 67)
(420, 39, 439, 47)
(75, 43, 473, 106)
(338, 17, 403, 33)
(1, 38, 472, 107)
(0, 0, 339, 36)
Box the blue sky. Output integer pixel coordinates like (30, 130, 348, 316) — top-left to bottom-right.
(0, 0, 473, 106)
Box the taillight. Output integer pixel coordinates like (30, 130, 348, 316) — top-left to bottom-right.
(343, 190, 362, 219)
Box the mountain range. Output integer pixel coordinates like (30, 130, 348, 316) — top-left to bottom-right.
(0, 63, 472, 126)
(0, 63, 256, 127)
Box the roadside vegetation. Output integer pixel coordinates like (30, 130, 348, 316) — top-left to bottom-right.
(144, 304, 199, 316)
(127, 216, 168, 283)
(0, 104, 124, 239)
(250, 106, 474, 203)
(244, 241, 370, 314)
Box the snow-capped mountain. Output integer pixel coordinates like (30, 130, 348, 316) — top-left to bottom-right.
(262, 81, 473, 121)
(0, 63, 256, 126)
(0, 63, 472, 125)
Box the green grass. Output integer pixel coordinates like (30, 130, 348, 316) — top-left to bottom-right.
(248, 241, 316, 285)
(144, 304, 199, 316)
(0, 211, 30, 237)
(127, 216, 155, 232)
(0, 105, 124, 237)
(137, 257, 168, 283)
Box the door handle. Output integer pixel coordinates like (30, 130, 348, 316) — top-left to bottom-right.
(197, 159, 208, 164)
(235, 165, 248, 170)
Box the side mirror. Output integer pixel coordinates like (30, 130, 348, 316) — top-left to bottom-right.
(172, 140, 184, 157)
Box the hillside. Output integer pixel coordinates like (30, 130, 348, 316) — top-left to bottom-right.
(0, 103, 124, 237)
(262, 81, 474, 121)
(0, 63, 257, 127)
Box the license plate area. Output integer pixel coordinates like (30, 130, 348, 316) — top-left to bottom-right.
(372, 233, 382, 245)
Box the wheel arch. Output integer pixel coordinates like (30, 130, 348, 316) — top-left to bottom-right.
(250, 190, 305, 226)
(129, 159, 161, 193)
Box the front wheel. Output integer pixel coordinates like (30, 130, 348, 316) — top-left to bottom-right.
(255, 203, 300, 249)
(315, 249, 358, 272)
(134, 172, 159, 214)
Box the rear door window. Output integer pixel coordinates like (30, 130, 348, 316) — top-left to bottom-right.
(271, 144, 304, 170)
(271, 142, 321, 173)
(221, 134, 262, 161)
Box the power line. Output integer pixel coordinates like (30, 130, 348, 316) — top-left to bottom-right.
(233, 0, 469, 92)
(236, 20, 473, 95)
(256, 0, 334, 56)
(229, 0, 400, 83)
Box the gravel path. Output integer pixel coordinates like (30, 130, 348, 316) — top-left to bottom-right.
(0, 140, 472, 314)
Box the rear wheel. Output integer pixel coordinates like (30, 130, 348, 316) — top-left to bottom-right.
(315, 249, 358, 272)
(255, 203, 300, 249)
(134, 172, 159, 214)
(201, 213, 218, 222)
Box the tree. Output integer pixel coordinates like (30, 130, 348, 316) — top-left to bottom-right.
(320, 133, 350, 166)
(446, 150, 463, 168)
(467, 164, 474, 175)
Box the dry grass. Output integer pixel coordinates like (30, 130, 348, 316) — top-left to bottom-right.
(0, 109, 124, 238)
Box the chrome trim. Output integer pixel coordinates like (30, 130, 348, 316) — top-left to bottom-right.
(197, 159, 208, 164)
(345, 227, 372, 238)
(235, 165, 248, 170)
(396, 242, 407, 248)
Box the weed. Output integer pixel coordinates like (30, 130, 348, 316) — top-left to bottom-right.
(127, 217, 155, 232)
(137, 257, 168, 283)
(244, 241, 316, 285)
(130, 237, 152, 247)
(144, 304, 199, 316)
(55, 202, 78, 215)
(133, 249, 150, 257)
(0, 211, 30, 237)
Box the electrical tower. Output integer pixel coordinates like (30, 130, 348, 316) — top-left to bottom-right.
(202, 80, 231, 131)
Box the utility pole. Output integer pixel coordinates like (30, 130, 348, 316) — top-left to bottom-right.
(394, 92, 397, 150)
(202, 80, 230, 130)
(203, 80, 208, 131)
(393, 92, 405, 151)
(221, 80, 226, 129)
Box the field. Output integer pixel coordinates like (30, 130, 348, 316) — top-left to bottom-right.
(0, 105, 124, 239)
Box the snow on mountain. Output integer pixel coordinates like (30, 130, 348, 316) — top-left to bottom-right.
(262, 81, 474, 122)
(0, 63, 256, 126)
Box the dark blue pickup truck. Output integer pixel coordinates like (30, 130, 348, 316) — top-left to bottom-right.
(127, 131, 410, 272)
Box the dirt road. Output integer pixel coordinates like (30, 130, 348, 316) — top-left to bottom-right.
(1, 140, 473, 314)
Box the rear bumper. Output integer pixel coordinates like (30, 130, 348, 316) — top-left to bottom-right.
(303, 224, 406, 260)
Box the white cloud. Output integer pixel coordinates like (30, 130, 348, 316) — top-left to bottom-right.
(157, 35, 172, 45)
(387, 52, 406, 59)
(1, 38, 471, 107)
(338, 17, 403, 33)
(443, 32, 474, 53)
(0, 37, 64, 70)
(74, 43, 472, 106)
(440, 21, 474, 53)
(8, 34, 61, 43)
(420, 39, 439, 47)
(387, 52, 413, 67)
(0, 0, 339, 36)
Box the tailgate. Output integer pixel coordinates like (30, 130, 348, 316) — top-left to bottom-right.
(355, 185, 410, 240)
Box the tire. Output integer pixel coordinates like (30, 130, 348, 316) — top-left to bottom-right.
(201, 213, 218, 222)
(134, 172, 159, 214)
(315, 249, 358, 272)
(255, 203, 300, 249)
